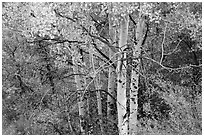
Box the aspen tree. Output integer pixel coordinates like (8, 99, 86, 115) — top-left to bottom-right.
(107, 5, 117, 128)
(72, 49, 86, 135)
(116, 15, 129, 135)
(129, 14, 147, 134)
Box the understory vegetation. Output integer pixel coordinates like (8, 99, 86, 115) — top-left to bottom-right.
(2, 2, 202, 135)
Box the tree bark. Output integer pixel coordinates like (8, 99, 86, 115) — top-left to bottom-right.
(107, 9, 117, 130)
(129, 14, 146, 134)
(116, 15, 129, 135)
(95, 74, 104, 134)
(72, 50, 86, 135)
(89, 45, 104, 134)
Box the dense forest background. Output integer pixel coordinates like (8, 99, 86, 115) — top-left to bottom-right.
(2, 2, 202, 135)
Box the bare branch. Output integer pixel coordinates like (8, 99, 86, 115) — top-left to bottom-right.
(62, 73, 87, 79)
(143, 56, 202, 71)
(164, 38, 184, 56)
(82, 50, 125, 100)
(127, 63, 146, 79)
(129, 14, 137, 25)
(54, 9, 116, 52)
(160, 23, 168, 64)
(27, 36, 85, 45)
(92, 41, 116, 69)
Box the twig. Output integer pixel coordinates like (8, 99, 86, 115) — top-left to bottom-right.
(129, 14, 137, 25)
(127, 63, 146, 79)
(92, 41, 116, 69)
(82, 53, 118, 99)
(144, 56, 202, 71)
(160, 23, 168, 64)
(54, 9, 116, 52)
(27, 38, 85, 44)
(39, 89, 50, 107)
(62, 73, 87, 79)
(82, 50, 127, 110)
(164, 38, 184, 56)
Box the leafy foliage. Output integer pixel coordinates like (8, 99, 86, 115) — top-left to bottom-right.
(2, 2, 202, 135)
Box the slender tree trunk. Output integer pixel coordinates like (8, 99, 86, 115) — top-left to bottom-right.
(72, 51, 86, 135)
(107, 9, 117, 129)
(95, 74, 104, 134)
(67, 112, 75, 134)
(126, 40, 132, 133)
(116, 15, 129, 135)
(89, 45, 104, 134)
(86, 83, 92, 134)
(129, 14, 146, 134)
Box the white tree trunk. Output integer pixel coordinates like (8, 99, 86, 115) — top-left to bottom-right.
(72, 50, 86, 135)
(117, 15, 129, 135)
(95, 75, 104, 134)
(107, 10, 117, 124)
(129, 14, 146, 134)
